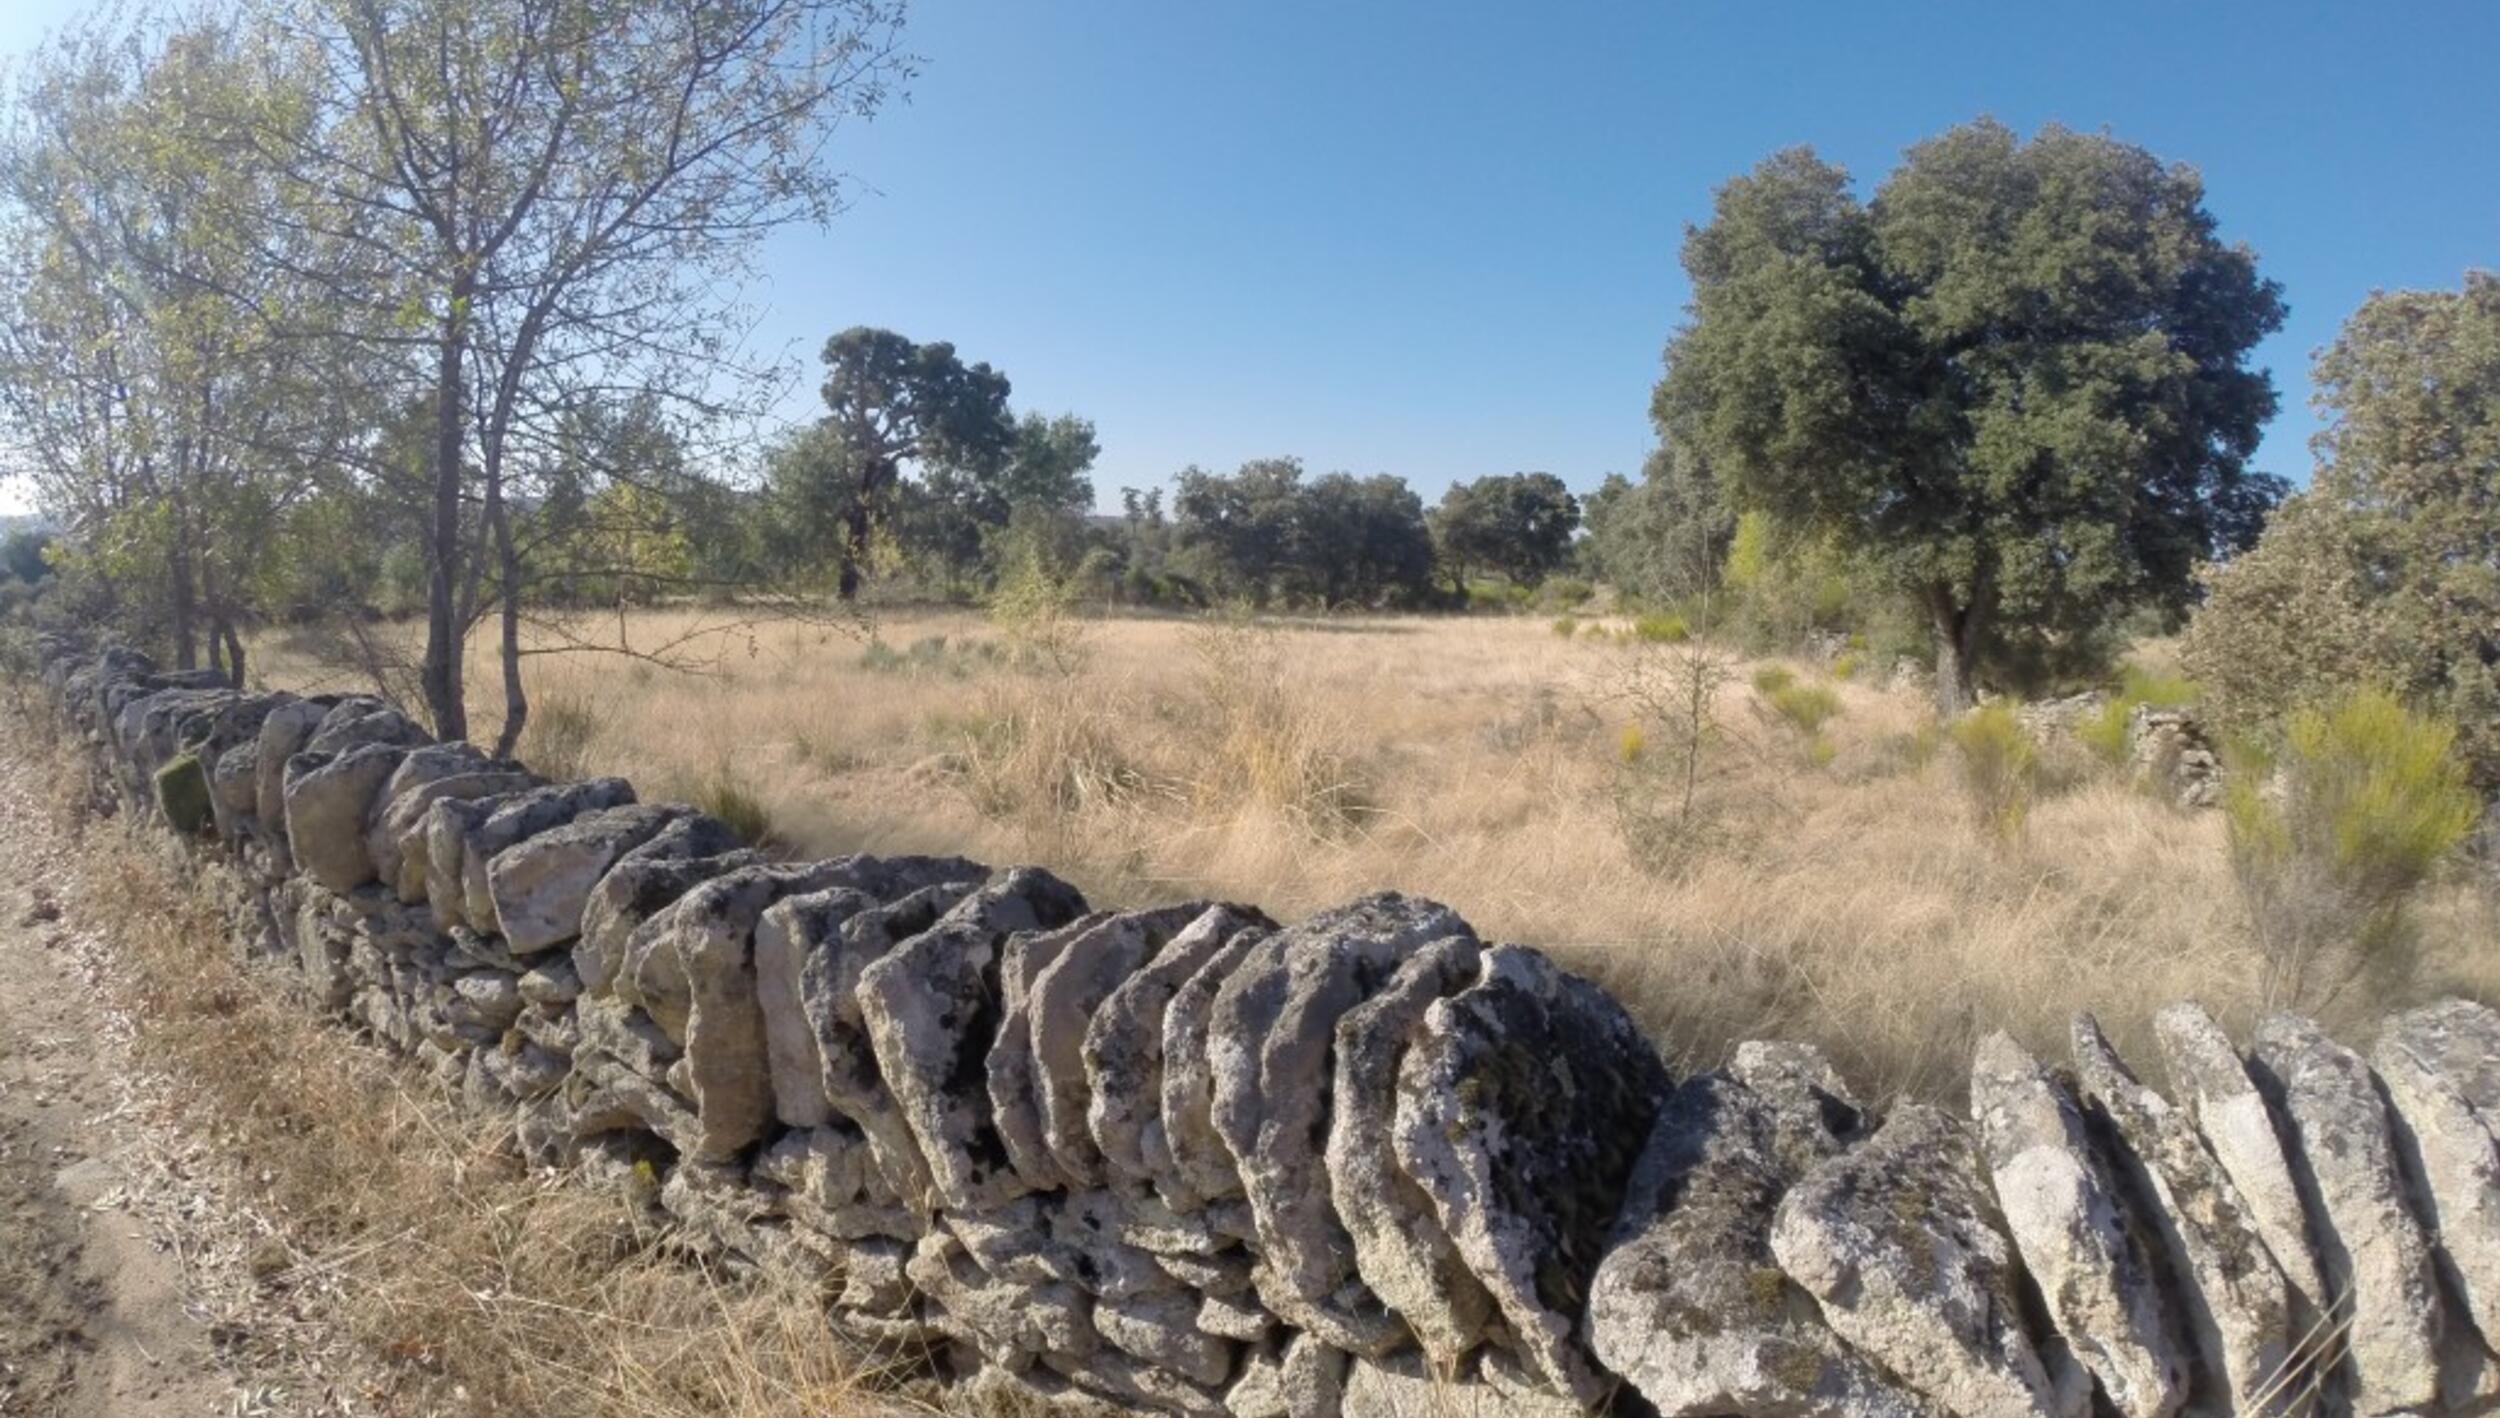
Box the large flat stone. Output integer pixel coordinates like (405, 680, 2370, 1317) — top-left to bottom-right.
(485, 803, 686, 953)
(989, 912, 1118, 1192)
(572, 814, 760, 996)
(1971, 1030, 2186, 1418)
(1031, 906, 1207, 1189)
(454, 777, 637, 932)
(1391, 944, 1669, 1406)
(283, 742, 410, 892)
(2374, 1000, 2500, 1350)
(857, 869, 1088, 1213)
(1159, 926, 1271, 1210)
(2151, 1002, 2333, 1316)
(1084, 905, 1272, 1190)
(2069, 1013, 2297, 1416)
(1772, 1102, 2087, 1418)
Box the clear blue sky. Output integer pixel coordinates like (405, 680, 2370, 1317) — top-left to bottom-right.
(5, 1, 2497, 515)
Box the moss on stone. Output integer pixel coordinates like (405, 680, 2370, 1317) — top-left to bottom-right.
(154, 751, 213, 834)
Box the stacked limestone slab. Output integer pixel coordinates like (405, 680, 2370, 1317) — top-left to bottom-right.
(32, 634, 2500, 1418)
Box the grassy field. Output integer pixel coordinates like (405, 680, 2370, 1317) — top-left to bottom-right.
(252, 607, 2500, 1104)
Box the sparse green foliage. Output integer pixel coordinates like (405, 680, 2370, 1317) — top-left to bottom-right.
(2226, 687, 2480, 1002)
(1769, 682, 1843, 738)
(1551, 616, 1580, 639)
(1634, 613, 1690, 644)
(1751, 665, 1795, 696)
(694, 764, 777, 850)
(1951, 701, 2037, 841)
(518, 695, 602, 782)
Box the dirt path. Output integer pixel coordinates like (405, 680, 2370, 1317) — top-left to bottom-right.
(0, 747, 235, 1417)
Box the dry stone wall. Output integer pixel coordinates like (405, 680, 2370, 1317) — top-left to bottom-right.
(29, 633, 2500, 1418)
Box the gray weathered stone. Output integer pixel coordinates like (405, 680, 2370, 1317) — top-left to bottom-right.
(1095, 1290, 1237, 1389)
(2070, 1013, 2297, 1416)
(1589, 1059, 1930, 1418)
(284, 742, 411, 892)
(455, 777, 637, 932)
(1160, 925, 1271, 1210)
(379, 768, 541, 902)
(1324, 936, 1491, 1364)
(1033, 906, 1206, 1189)
(857, 869, 1088, 1213)
(2374, 999, 2500, 1349)
(486, 803, 685, 953)
(989, 912, 1117, 1192)
(1392, 944, 1669, 1406)
(1772, 1102, 2086, 1418)
(1226, 1335, 1348, 1418)
(2251, 1012, 2446, 1416)
(2152, 1002, 2333, 1315)
(573, 816, 762, 996)
(253, 697, 332, 835)
(1084, 905, 1271, 1189)
(1971, 1030, 2186, 1418)
(1212, 893, 1474, 1351)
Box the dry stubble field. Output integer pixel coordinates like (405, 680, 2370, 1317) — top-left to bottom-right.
(253, 607, 2500, 1104)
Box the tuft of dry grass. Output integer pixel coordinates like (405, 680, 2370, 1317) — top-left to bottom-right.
(250, 606, 2500, 1105)
(24, 730, 938, 1418)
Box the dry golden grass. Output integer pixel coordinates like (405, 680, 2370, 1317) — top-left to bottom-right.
(18, 715, 940, 1418)
(252, 607, 2500, 1104)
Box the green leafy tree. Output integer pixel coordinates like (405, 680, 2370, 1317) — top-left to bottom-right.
(815, 327, 1016, 600)
(1172, 457, 1307, 606)
(1430, 472, 1581, 589)
(1580, 444, 1733, 607)
(1296, 472, 1438, 608)
(1659, 121, 2286, 710)
(2, 529, 52, 585)
(2186, 272, 2500, 786)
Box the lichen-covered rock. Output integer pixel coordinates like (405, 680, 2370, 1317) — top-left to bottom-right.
(486, 803, 685, 953)
(1970, 1030, 2186, 1418)
(2373, 999, 2500, 1349)
(989, 912, 1116, 1192)
(2151, 1002, 2333, 1315)
(1031, 906, 1206, 1189)
(572, 814, 760, 995)
(794, 883, 980, 1208)
(1392, 944, 1669, 1406)
(453, 777, 637, 932)
(252, 698, 334, 844)
(2069, 1013, 2296, 1415)
(1773, 1103, 2087, 1418)
(155, 751, 213, 834)
(1589, 1057, 1931, 1418)
(1084, 905, 1271, 1190)
(1324, 937, 1491, 1364)
(2250, 1012, 2446, 1416)
(753, 1123, 920, 1242)
(284, 742, 411, 891)
(303, 698, 428, 757)
(907, 1227, 1096, 1371)
(1095, 1289, 1237, 1389)
(378, 767, 541, 902)
(858, 869, 1088, 1213)
(1160, 926, 1271, 1210)
(1212, 893, 1474, 1352)
(630, 860, 867, 1160)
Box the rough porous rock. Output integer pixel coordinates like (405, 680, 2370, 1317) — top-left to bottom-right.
(1392, 944, 1669, 1406)
(798, 883, 981, 1209)
(1969, 1030, 2186, 1418)
(454, 777, 637, 932)
(1211, 893, 1474, 1351)
(1225, 1334, 1348, 1418)
(1031, 906, 1206, 1189)
(1083, 905, 1271, 1189)
(1159, 926, 1271, 1210)
(2151, 1002, 2333, 1315)
(253, 697, 332, 833)
(2373, 999, 2500, 1348)
(1588, 1056, 1931, 1418)
(2250, 1012, 2446, 1416)
(2069, 1013, 2296, 1415)
(1323, 936, 1490, 1365)
(1773, 1102, 2087, 1418)
(857, 869, 1089, 1213)
(379, 767, 541, 901)
(364, 743, 488, 881)
(989, 912, 1117, 1192)
(572, 816, 761, 996)
(283, 741, 412, 892)
(486, 803, 686, 953)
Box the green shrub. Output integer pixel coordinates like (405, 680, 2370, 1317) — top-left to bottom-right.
(1633, 612, 1689, 644)
(1551, 616, 1580, 639)
(1951, 701, 2037, 841)
(1769, 682, 1842, 738)
(2227, 687, 2479, 1000)
(1830, 652, 1861, 681)
(1750, 664, 1795, 696)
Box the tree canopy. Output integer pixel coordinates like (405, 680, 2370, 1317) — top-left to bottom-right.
(1429, 472, 1581, 588)
(1658, 119, 2287, 708)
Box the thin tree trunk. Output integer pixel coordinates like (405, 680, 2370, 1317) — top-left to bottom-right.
(838, 496, 870, 601)
(489, 491, 528, 762)
(219, 617, 246, 688)
(168, 487, 198, 670)
(1928, 583, 1978, 715)
(422, 294, 471, 741)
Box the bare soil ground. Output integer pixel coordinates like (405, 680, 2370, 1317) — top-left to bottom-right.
(0, 783, 237, 1415)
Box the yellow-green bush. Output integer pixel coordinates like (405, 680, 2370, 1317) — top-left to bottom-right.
(1951, 701, 2037, 841)
(1633, 612, 1689, 644)
(1768, 682, 1842, 738)
(1551, 616, 1580, 639)
(1830, 652, 1861, 681)
(1751, 664, 1795, 696)
(2227, 687, 2479, 999)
